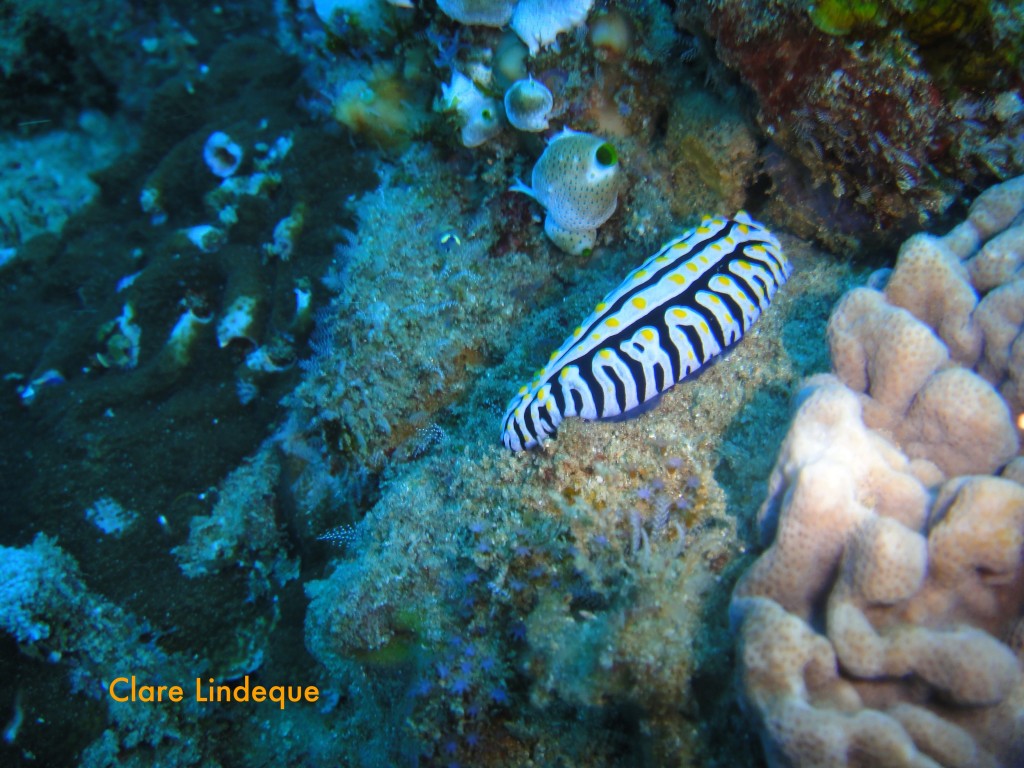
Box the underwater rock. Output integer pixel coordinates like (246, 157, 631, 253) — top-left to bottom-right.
(511, 128, 619, 255)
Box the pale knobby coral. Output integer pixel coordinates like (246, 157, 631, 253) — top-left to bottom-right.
(511, 128, 620, 255)
(730, 176, 1024, 768)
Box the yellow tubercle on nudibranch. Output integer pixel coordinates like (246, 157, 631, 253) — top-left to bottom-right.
(500, 212, 793, 451)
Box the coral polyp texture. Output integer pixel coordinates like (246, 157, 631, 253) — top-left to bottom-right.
(730, 175, 1024, 768)
(684, 0, 1024, 245)
(7, 1, 1024, 766)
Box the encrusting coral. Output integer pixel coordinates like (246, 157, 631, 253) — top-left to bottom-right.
(683, 1, 1024, 243)
(0, 536, 209, 767)
(731, 175, 1024, 768)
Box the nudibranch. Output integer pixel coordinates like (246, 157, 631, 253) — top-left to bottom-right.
(500, 212, 792, 451)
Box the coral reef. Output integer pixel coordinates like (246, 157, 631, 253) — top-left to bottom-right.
(0, 0, 275, 128)
(284, 144, 569, 523)
(0, 535, 209, 766)
(681, 0, 1024, 247)
(1, 35, 374, 521)
(731, 176, 1024, 767)
(6, 2, 1024, 766)
(0, 33, 376, 765)
(298, 211, 855, 764)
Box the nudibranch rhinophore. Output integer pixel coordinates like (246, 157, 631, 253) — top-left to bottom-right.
(500, 212, 793, 451)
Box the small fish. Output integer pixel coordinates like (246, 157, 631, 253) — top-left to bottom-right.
(501, 212, 792, 451)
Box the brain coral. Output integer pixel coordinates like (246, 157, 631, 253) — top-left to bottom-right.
(731, 176, 1024, 768)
